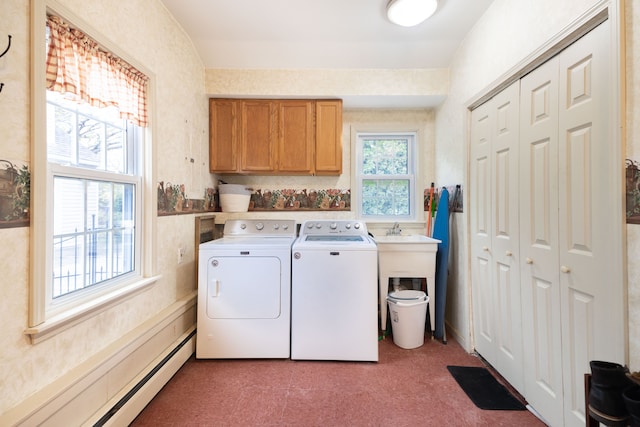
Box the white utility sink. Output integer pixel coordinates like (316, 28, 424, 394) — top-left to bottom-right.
(375, 235, 441, 245)
(375, 234, 441, 333)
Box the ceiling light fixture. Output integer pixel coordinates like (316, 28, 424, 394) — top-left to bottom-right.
(387, 0, 438, 27)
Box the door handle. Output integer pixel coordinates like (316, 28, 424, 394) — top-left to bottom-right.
(505, 250, 512, 256)
(209, 279, 220, 297)
(525, 257, 533, 264)
(560, 265, 571, 273)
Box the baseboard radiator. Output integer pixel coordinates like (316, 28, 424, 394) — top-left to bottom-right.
(2, 292, 197, 427)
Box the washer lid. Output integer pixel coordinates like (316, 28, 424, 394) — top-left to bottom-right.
(303, 235, 366, 242)
(387, 290, 427, 301)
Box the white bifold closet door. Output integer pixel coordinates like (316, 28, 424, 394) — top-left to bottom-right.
(470, 80, 524, 395)
(519, 19, 624, 427)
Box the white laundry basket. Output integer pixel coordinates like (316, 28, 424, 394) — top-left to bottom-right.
(387, 290, 429, 349)
(218, 184, 252, 212)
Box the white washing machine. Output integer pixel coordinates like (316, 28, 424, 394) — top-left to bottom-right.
(291, 220, 378, 361)
(196, 219, 296, 359)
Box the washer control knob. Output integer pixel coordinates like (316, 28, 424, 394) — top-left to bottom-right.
(306, 222, 314, 229)
(330, 222, 338, 230)
(282, 224, 289, 230)
(345, 223, 352, 229)
(240, 223, 247, 230)
(255, 222, 264, 230)
(354, 223, 361, 229)
(294, 252, 301, 259)
(315, 223, 322, 229)
(273, 224, 279, 230)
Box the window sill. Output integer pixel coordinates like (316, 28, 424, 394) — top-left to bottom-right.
(24, 275, 160, 344)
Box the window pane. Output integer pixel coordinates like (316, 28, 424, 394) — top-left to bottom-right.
(362, 179, 410, 216)
(78, 115, 105, 170)
(47, 102, 77, 165)
(52, 176, 136, 299)
(106, 124, 126, 173)
(113, 183, 124, 228)
(362, 138, 408, 175)
(47, 91, 129, 174)
(53, 228, 86, 298)
(53, 177, 85, 235)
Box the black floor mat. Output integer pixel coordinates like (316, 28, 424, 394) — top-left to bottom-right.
(447, 366, 526, 411)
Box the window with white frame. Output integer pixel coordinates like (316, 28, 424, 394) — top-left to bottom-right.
(29, 7, 153, 331)
(47, 91, 141, 302)
(355, 132, 417, 220)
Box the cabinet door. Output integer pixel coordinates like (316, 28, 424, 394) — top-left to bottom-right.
(240, 100, 277, 173)
(209, 99, 238, 173)
(278, 101, 314, 174)
(315, 100, 343, 175)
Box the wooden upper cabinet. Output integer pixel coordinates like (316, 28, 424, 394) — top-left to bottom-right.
(278, 101, 314, 174)
(315, 100, 343, 174)
(209, 98, 342, 175)
(240, 100, 277, 173)
(209, 99, 238, 173)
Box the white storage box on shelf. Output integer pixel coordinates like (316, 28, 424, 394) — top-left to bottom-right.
(218, 184, 252, 212)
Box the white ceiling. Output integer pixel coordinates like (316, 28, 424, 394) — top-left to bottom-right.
(160, 0, 495, 107)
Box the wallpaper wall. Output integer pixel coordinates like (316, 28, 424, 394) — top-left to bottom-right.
(2, 0, 638, 419)
(436, 0, 639, 368)
(0, 0, 211, 414)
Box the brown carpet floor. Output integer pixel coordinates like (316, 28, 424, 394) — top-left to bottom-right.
(131, 336, 545, 426)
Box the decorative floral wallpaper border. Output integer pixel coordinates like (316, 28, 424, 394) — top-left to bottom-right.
(250, 188, 350, 211)
(627, 159, 640, 224)
(157, 181, 214, 216)
(157, 183, 351, 215)
(157, 182, 466, 216)
(0, 159, 30, 228)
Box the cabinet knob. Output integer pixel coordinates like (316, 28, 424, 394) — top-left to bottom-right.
(482, 246, 489, 252)
(526, 257, 533, 264)
(561, 265, 571, 273)
(505, 250, 512, 256)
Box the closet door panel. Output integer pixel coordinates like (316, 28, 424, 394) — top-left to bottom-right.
(470, 81, 523, 393)
(491, 82, 523, 393)
(470, 102, 495, 363)
(557, 20, 623, 426)
(519, 56, 564, 427)
(531, 139, 554, 245)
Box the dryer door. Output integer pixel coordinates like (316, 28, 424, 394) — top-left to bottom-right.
(206, 256, 281, 319)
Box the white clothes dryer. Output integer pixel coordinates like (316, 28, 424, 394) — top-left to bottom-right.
(291, 220, 378, 361)
(196, 219, 296, 359)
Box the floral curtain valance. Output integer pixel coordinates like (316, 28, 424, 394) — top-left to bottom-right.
(45, 15, 149, 127)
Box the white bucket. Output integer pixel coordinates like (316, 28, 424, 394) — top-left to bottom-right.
(387, 290, 429, 349)
(218, 184, 252, 212)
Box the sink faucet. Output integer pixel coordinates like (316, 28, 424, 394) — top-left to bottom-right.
(387, 222, 401, 236)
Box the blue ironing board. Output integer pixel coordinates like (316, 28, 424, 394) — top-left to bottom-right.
(432, 188, 449, 342)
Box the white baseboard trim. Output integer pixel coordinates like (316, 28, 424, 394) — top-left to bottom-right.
(444, 321, 471, 352)
(1, 292, 197, 427)
(93, 329, 195, 426)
